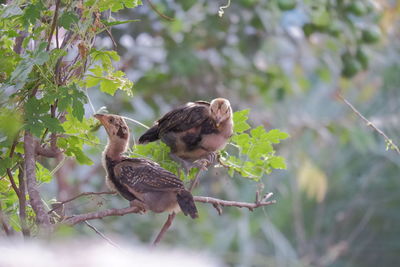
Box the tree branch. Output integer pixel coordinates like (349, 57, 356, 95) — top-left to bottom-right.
(48, 191, 117, 214)
(145, 0, 174, 21)
(0, 201, 13, 236)
(152, 213, 176, 246)
(63, 206, 142, 226)
(18, 166, 30, 237)
(338, 94, 400, 155)
(153, 169, 203, 246)
(46, 0, 61, 51)
(24, 131, 52, 230)
(84, 220, 122, 249)
(193, 194, 276, 212)
(62, 192, 276, 226)
(36, 145, 62, 158)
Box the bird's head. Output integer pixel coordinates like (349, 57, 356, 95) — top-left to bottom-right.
(210, 98, 232, 127)
(94, 114, 130, 143)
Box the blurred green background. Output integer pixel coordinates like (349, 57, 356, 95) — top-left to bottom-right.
(40, 0, 400, 266)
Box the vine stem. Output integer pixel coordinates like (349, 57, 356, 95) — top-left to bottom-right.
(338, 94, 400, 155)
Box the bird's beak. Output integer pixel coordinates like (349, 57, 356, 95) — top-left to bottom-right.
(94, 114, 106, 124)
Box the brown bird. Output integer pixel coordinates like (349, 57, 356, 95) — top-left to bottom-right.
(138, 98, 233, 171)
(94, 113, 198, 218)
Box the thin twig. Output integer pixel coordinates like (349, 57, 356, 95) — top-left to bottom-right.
(153, 169, 202, 246)
(47, 0, 62, 51)
(189, 169, 203, 192)
(338, 94, 400, 155)
(145, 0, 174, 21)
(122, 116, 150, 129)
(105, 28, 117, 49)
(6, 168, 20, 198)
(48, 191, 117, 214)
(84, 220, 122, 249)
(152, 213, 176, 246)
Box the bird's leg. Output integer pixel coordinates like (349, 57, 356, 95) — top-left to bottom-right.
(129, 200, 148, 214)
(169, 153, 193, 174)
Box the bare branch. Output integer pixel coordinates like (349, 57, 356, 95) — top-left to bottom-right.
(48, 191, 117, 214)
(193, 194, 276, 212)
(63, 206, 142, 225)
(47, 0, 61, 51)
(62, 193, 276, 226)
(338, 94, 400, 155)
(145, 0, 174, 21)
(18, 166, 30, 237)
(0, 201, 14, 236)
(13, 31, 28, 55)
(6, 168, 20, 198)
(154, 169, 203, 246)
(24, 131, 52, 230)
(36, 145, 62, 158)
(84, 221, 122, 249)
(152, 213, 176, 246)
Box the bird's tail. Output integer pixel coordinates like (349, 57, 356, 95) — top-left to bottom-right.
(138, 125, 160, 144)
(176, 190, 198, 219)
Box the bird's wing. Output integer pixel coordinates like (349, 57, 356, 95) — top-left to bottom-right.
(156, 102, 211, 134)
(113, 158, 185, 193)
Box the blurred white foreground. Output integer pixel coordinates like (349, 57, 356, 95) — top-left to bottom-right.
(0, 239, 221, 267)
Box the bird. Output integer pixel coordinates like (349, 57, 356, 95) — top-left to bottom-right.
(94, 113, 198, 219)
(138, 98, 233, 172)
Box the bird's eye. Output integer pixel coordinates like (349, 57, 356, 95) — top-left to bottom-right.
(109, 118, 114, 123)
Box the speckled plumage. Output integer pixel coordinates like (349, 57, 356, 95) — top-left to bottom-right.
(95, 113, 198, 218)
(138, 99, 233, 168)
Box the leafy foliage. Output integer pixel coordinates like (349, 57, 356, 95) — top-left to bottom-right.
(220, 110, 289, 180)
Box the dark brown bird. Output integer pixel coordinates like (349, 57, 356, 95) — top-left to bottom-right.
(138, 98, 233, 171)
(94, 113, 198, 218)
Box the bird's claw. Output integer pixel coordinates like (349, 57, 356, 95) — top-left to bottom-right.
(193, 158, 211, 171)
(130, 200, 148, 214)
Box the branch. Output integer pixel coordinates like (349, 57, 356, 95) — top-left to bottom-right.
(62, 193, 276, 226)
(153, 213, 176, 246)
(24, 131, 52, 230)
(6, 168, 20, 198)
(0, 201, 14, 236)
(193, 194, 276, 212)
(18, 166, 30, 237)
(145, 0, 174, 21)
(153, 169, 203, 246)
(338, 94, 400, 155)
(48, 191, 117, 214)
(36, 145, 62, 158)
(84, 221, 122, 249)
(46, 0, 61, 51)
(63, 206, 142, 226)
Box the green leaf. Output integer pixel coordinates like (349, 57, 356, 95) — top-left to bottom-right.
(233, 109, 251, 133)
(265, 129, 290, 143)
(221, 109, 289, 180)
(36, 162, 52, 183)
(59, 11, 79, 30)
(22, 1, 45, 27)
(269, 156, 287, 169)
(0, 158, 12, 176)
(100, 78, 119, 95)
